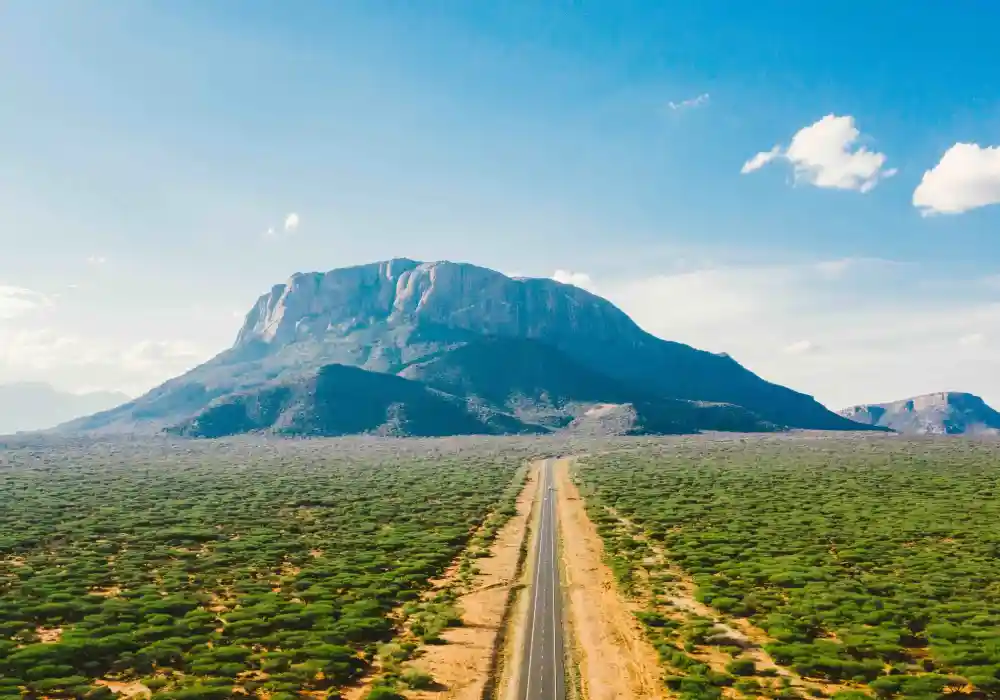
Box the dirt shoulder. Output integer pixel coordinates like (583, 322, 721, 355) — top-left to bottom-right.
(554, 458, 669, 700)
(404, 462, 540, 700)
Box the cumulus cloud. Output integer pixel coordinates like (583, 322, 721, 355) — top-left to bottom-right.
(284, 212, 300, 232)
(668, 93, 710, 111)
(0, 286, 53, 319)
(913, 143, 1000, 215)
(742, 115, 896, 193)
(552, 269, 595, 291)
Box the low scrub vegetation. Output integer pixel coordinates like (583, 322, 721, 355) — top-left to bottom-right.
(0, 438, 529, 699)
(573, 436, 1000, 700)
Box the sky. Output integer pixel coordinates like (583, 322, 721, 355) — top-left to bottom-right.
(1, 1, 1000, 409)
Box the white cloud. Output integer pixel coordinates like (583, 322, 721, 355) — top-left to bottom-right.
(284, 212, 300, 232)
(913, 143, 1000, 215)
(783, 340, 817, 355)
(958, 332, 986, 347)
(120, 339, 203, 372)
(0, 286, 52, 319)
(742, 115, 895, 193)
(0, 328, 209, 395)
(596, 260, 1000, 410)
(668, 93, 710, 111)
(86, 255, 107, 265)
(552, 269, 595, 291)
(741, 146, 781, 174)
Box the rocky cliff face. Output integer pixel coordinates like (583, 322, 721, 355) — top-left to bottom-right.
(58, 258, 868, 435)
(839, 392, 1000, 435)
(234, 259, 639, 350)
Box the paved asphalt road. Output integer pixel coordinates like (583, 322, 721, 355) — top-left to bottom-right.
(518, 459, 566, 700)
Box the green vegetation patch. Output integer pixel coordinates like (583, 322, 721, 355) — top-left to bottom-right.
(574, 437, 1000, 700)
(0, 439, 524, 698)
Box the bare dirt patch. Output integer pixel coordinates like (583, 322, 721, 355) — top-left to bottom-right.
(603, 501, 853, 697)
(554, 458, 668, 700)
(90, 585, 122, 598)
(95, 680, 151, 698)
(404, 463, 539, 700)
(36, 627, 63, 643)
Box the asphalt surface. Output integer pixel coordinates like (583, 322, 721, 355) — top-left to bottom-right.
(518, 459, 566, 700)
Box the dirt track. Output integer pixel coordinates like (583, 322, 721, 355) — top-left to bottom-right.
(405, 464, 539, 700)
(554, 458, 668, 700)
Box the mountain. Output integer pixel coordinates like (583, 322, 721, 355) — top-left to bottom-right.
(838, 392, 1000, 435)
(58, 258, 867, 437)
(0, 382, 130, 435)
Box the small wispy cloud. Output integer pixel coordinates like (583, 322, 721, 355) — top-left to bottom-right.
(0, 286, 53, 319)
(783, 339, 818, 355)
(552, 269, 595, 291)
(86, 255, 107, 265)
(263, 212, 301, 239)
(668, 93, 710, 111)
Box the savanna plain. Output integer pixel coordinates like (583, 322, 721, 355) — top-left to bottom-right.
(2, 434, 999, 700)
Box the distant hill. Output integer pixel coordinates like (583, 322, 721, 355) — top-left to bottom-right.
(838, 392, 1000, 435)
(57, 258, 870, 438)
(0, 382, 129, 435)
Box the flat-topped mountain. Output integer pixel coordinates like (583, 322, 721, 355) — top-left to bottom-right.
(838, 392, 1000, 435)
(59, 258, 868, 437)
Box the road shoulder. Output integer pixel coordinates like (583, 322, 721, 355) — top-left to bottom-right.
(403, 461, 540, 700)
(554, 457, 669, 700)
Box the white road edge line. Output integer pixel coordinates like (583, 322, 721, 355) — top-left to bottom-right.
(550, 462, 559, 697)
(523, 460, 548, 700)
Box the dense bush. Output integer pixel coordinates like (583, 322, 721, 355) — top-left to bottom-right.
(575, 437, 1000, 699)
(0, 438, 527, 697)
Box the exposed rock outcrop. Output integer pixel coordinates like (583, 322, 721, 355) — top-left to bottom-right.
(839, 392, 1000, 435)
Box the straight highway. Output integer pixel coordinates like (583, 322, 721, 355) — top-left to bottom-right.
(518, 459, 565, 700)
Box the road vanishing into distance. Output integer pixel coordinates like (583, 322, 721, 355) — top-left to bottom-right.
(519, 459, 566, 700)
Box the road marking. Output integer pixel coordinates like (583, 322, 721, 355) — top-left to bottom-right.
(550, 471, 559, 698)
(523, 460, 548, 700)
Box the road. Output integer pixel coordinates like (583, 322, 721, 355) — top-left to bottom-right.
(518, 459, 566, 700)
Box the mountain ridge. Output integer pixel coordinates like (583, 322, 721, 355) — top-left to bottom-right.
(838, 391, 1000, 435)
(57, 258, 871, 437)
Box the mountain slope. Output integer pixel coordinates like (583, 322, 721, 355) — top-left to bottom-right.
(398, 336, 777, 432)
(839, 392, 1000, 435)
(0, 383, 130, 435)
(59, 258, 867, 435)
(173, 363, 541, 438)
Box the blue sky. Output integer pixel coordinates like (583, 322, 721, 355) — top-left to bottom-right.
(1, 1, 999, 408)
